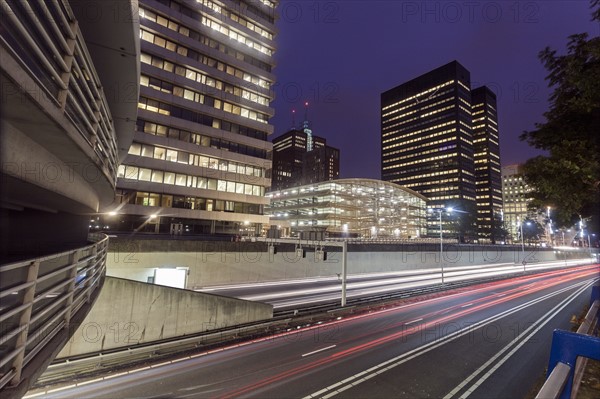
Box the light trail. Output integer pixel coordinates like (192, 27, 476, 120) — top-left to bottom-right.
(224, 259, 594, 307)
(218, 267, 599, 399)
(307, 278, 597, 399)
(27, 264, 599, 399)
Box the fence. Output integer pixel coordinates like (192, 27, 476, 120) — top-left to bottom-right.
(536, 285, 600, 399)
(0, 234, 108, 390)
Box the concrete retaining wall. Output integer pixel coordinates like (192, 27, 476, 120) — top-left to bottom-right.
(106, 238, 594, 288)
(57, 276, 273, 358)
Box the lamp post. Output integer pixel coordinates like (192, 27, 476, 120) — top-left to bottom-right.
(547, 206, 553, 246)
(428, 207, 453, 285)
(519, 218, 531, 272)
(518, 216, 525, 256)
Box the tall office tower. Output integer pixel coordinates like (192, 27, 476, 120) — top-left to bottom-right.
(271, 129, 308, 190)
(271, 126, 340, 191)
(472, 86, 503, 242)
(501, 164, 537, 242)
(302, 145, 340, 185)
(114, 0, 278, 235)
(381, 61, 476, 235)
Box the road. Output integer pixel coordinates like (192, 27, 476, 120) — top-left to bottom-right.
(29, 263, 599, 399)
(198, 259, 594, 309)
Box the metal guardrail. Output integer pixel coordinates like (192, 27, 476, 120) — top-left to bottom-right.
(325, 237, 459, 244)
(536, 285, 600, 399)
(0, 0, 119, 185)
(0, 234, 109, 391)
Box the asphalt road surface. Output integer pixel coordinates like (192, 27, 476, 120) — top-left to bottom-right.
(30, 263, 599, 399)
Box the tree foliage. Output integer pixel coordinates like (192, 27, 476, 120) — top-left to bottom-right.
(519, 1, 600, 229)
(521, 218, 546, 243)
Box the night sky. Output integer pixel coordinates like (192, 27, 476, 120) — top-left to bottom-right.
(269, 0, 599, 179)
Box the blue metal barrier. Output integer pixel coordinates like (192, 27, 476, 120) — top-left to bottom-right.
(536, 285, 600, 399)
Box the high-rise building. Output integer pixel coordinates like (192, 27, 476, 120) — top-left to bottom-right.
(501, 164, 537, 241)
(113, 0, 278, 235)
(381, 61, 476, 235)
(381, 61, 502, 241)
(271, 124, 340, 191)
(302, 145, 340, 185)
(472, 86, 503, 241)
(271, 129, 308, 190)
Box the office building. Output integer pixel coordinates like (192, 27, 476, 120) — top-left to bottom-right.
(381, 61, 476, 235)
(472, 86, 503, 241)
(266, 179, 427, 238)
(302, 145, 340, 185)
(271, 129, 308, 190)
(271, 123, 340, 191)
(113, 0, 278, 235)
(501, 164, 538, 242)
(381, 61, 502, 240)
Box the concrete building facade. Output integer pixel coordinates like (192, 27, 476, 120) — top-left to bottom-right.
(110, 0, 278, 235)
(0, 0, 139, 394)
(1, 0, 139, 259)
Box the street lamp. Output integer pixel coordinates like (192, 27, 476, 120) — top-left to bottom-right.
(519, 218, 532, 272)
(546, 206, 553, 246)
(428, 207, 453, 285)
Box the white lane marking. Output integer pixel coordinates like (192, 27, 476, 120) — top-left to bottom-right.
(179, 384, 217, 391)
(150, 361, 172, 368)
(302, 345, 337, 357)
(461, 303, 473, 308)
(103, 371, 128, 379)
(302, 279, 593, 399)
(47, 385, 76, 393)
(178, 388, 223, 397)
(445, 279, 598, 398)
(404, 318, 423, 325)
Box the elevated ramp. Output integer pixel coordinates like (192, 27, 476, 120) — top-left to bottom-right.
(58, 277, 273, 358)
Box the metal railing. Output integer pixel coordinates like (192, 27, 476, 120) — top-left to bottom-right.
(0, 234, 109, 391)
(325, 237, 459, 244)
(0, 0, 119, 185)
(536, 285, 600, 399)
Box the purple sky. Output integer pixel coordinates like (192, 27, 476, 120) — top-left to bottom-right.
(269, 0, 599, 179)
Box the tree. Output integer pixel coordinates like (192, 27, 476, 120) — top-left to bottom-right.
(519, 0, 600, 231)
(521, 218, 546, 244)
(445, 199, 477, 243)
